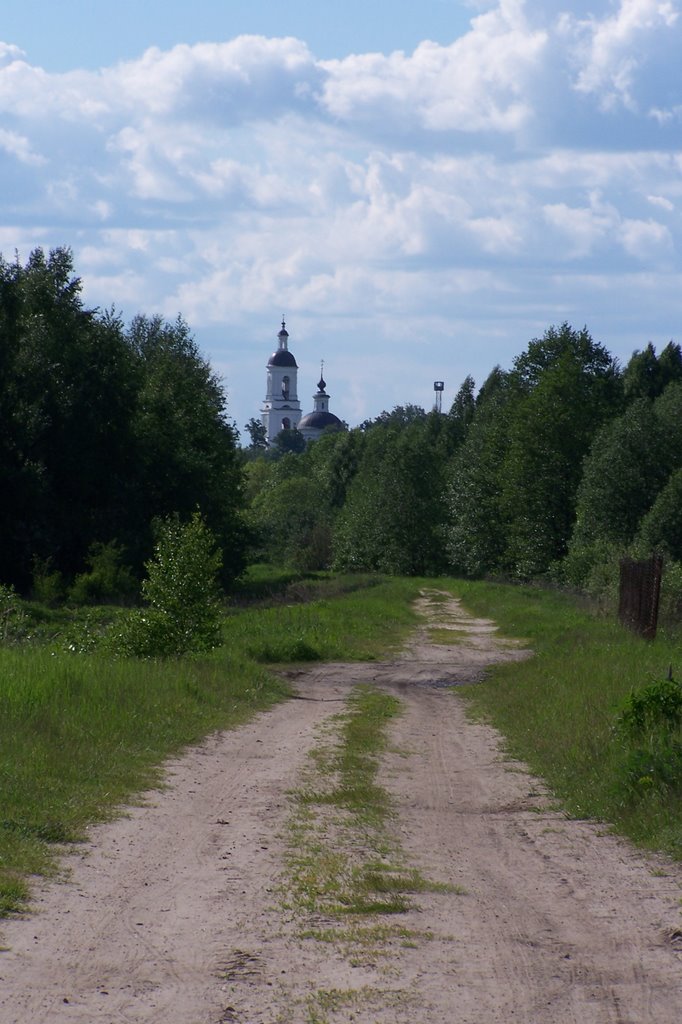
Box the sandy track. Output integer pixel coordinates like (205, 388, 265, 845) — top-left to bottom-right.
(1, 594, 681, 1023)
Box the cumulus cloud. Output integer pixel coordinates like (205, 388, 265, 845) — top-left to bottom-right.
(559, 0, 679, 111)
(1, 1, 681, 429)
(319, 1, 547, 134)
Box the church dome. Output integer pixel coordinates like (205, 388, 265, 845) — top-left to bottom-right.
(298, 410, 342, 430)
(267, 349, 298, 367)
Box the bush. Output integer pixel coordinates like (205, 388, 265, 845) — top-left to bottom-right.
(112, 513, 223, 657)
(31, 558, 66, 607)
(659, 561, 682, 627)
(0, 584, 26, 643)
(68, 542, 138, 606)
(615, 676, 682, 797)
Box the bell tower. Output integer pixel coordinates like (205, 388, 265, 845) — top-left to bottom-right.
(261, 319, 302, 442)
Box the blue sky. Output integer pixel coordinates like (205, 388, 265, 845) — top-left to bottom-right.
(2, 1, 682, 437)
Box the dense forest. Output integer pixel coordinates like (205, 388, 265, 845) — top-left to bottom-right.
(246, 324, 682, 602)
(2, 247, 682, 613)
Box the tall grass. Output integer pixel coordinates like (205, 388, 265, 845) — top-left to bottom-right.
(0, 575, 423, 916)
(450, 580, 682, 857)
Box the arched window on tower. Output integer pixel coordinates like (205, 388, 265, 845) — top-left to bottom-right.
(282, 375, 290, 399)
(281, 417, 291, 430)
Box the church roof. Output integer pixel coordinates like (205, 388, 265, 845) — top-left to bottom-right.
(268, 349, 298, 367)
(298, 410, 342, 430)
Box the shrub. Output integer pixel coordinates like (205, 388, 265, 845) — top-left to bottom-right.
(31, 558, 66, 607)
(112, 513, 223, 657)
(69, 542, 138, 606)
(615, 676, 682, 797)
(0, 584, 26, 643)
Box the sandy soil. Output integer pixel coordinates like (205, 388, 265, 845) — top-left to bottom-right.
(1, 593, 681, 1023)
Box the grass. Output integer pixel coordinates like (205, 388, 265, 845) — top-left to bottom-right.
(0, 574, 424, 917)
(223, 575, 419, 664)
(285, 684, 454, 926)
(283, 682, 454, 1021)
(449, 579, 682, 857)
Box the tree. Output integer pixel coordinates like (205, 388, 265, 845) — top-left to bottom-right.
(445, 368, 512, 576)
(244, 417, 267, 450)
(0, 250, 247, 592)
(0, 248, 137, 588)
(126, 314, 246, 586)
(637, 469, 682, 562)
(334, 419, 448, 575)
(570, 384, 682, 559)
(272, 427, 306, 455)
(499, 324, 622, 576)
(114, 513, 223, 657)
(623, 341, 682, 402)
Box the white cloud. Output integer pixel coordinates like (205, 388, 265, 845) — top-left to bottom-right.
(559, 0, 679, 111)
(1, 3, 682, 431)
(319, 2, 547, 134)
(618, 216, 672, 258)
(0, 127, 45, 165)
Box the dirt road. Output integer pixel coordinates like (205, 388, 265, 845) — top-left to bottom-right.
(1, 594, 681, 1023)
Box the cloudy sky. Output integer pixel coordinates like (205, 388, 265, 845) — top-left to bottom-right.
(2, 0, 681, 437)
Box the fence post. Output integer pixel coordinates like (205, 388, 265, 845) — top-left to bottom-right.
(618, 554, 664, 640)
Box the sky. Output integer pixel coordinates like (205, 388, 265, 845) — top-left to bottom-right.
(2, 0, 682, 439)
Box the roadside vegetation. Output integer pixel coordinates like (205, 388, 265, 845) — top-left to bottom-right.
(451, 580, 682, 858)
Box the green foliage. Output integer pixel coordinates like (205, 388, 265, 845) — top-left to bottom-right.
(0, 584, 26, 643)
(454, 578, 682, 855)
(68, 542, 138, 606)
(243, 416, 268, 450)
(615, 677, 682, 797)
(499, 324, 622, 577)
(446, 368, 512, 576)
(272, 426, 307, 455)
(617, 678, 682, 742)
(659, 561, 682, 626)
(113, 513, 223, 657)
(637, 469, 682, 561)
(623, 341, 682, 401)
(334, 415, 450, 575)
(0, 250, 247, 594)
(31, 558, 65, 607)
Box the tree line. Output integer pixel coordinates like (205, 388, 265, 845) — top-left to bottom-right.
(0, 248, 245, 595)
(3, 247, 681, 608)
(246, 323, 682, 602)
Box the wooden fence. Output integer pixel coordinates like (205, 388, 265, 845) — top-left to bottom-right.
(618, 554, 664, 640)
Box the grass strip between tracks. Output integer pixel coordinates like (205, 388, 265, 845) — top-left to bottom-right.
(284, 684, 456, 1023)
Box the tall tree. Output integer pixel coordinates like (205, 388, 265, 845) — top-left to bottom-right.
(499, 324, 621, 576)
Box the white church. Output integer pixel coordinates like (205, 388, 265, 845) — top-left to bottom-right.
(261, 320, 343, 444)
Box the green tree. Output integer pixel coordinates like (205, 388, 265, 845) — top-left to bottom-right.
(0, 248, 137, 588)
(499, 324, 621, 576)
(623, 341, 682, 402)
(127, 314, 246, 586)
(115, 513, 223, 657)
(445, 368, 512, 576)
(244, 417, 268, 450)
(334, 418, 448, 575)
(272, 426, 307, 455)
(637, 469, 682, 562)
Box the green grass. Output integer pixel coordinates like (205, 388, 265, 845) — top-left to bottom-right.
(285, 685, 454, 923)
(0, 575, 424, 917)
(222, 576, 420, 664)
(448, 579, 682, 856)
